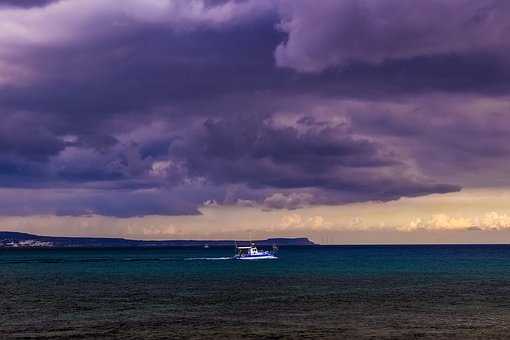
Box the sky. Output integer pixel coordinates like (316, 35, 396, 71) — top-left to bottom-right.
(1, 0, 510, 243)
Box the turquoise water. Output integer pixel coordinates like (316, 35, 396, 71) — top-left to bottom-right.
(2, 245, 510, 339)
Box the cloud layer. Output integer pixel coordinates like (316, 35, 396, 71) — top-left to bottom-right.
(0, 0, 508, 217)
(275, 0, 510, 72)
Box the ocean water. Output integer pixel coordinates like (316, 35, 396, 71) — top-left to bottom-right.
(2, 245, 510, 339)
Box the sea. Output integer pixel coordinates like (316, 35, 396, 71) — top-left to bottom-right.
(2, 245, 510, 339)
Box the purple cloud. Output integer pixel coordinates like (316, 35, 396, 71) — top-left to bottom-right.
(0, 0, 59, 8)
(3, 0, 510, 217)
(275, 0, 510, 72)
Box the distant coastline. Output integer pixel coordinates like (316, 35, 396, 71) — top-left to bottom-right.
(0, 231, 315, 248)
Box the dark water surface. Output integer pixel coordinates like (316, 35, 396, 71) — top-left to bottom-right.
(2, 245, 510, 339)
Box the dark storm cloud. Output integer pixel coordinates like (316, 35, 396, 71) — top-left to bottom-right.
(0, 14, 283, 127)
(172, 114, 459, 204)
(0, 187, 203, 217)
(0, 0, 59, 8)
(0, 0, 509, 217)
(314, 54, 510, 98)
(275, 0, 510, 72)
(2, 1, 509, 122)
(0, 112, 65, 162)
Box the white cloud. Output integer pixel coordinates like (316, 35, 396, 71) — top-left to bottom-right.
(140, 225, 177, 236)
(202, 199, 219, 207)
(280, 213, 302, 228)
(478, 212, 510, 229)
(263, 192, 313, 209)
(402, 212, 510, 231)
(402, 214, 472, 231)
(235, 199, 257, 207)
(278, 213, 330, 230)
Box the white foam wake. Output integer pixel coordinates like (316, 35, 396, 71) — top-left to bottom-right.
(184, 257, 233, 261)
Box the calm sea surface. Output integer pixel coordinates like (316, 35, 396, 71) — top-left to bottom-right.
(2, 245, 510, 339)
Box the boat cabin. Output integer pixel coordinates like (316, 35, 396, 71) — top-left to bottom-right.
(236, 245, 259, 256)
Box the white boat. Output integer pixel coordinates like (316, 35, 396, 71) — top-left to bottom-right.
(233, 242, 278, 260)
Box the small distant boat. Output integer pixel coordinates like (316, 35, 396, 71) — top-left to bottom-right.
(233, 242, 278, 260)
(203, 244, 209, 249)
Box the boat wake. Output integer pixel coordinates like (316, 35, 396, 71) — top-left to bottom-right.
(184, 257, 233, 261)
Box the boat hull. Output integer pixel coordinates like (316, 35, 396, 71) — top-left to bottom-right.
(235, 255, 278, 260)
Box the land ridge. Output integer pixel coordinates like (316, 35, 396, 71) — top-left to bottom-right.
(0, 231, 315, 248)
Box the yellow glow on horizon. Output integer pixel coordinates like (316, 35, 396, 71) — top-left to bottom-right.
(3, 188, 510, 244)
